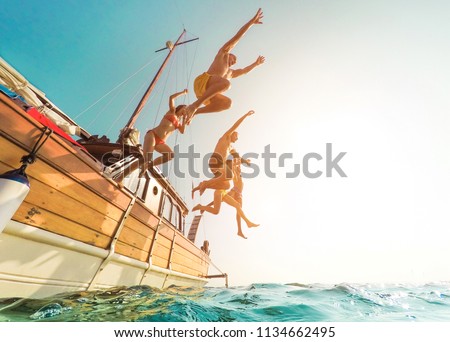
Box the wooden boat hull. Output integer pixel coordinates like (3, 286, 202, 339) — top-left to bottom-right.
(0, 93, 209, 299)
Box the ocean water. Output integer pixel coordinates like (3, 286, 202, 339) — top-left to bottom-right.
(0, 283, 449, 322)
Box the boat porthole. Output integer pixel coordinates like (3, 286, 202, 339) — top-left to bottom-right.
(153, 186, 158, 195)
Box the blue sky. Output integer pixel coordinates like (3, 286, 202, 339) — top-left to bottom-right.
(2, 0, 450, 286)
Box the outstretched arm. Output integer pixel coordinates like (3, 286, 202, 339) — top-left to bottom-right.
(220, 8, 263, 53)
(231, 56, 265, 78)
(169, 89, 188, 112)
(224, 110, 255, 137)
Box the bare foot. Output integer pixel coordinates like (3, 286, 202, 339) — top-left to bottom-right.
(192, 204, 202, 211)
(247, 222, 260, 228)
(237, 231, 247, 239)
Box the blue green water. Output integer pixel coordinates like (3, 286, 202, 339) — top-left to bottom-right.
(0, 283, 449, 322)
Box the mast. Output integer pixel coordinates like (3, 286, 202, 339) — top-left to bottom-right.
(117, 29, 188, 144)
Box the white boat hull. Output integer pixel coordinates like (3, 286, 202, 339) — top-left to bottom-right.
(0, 220, 207, 299)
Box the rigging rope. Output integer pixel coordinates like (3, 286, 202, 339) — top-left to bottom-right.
(105, 76, 153, 135)
(170, 39, 191, 191)
(74, 55, 162, 120)
(209, 257, 226, 276)
(85, 85, 125, 129)
(151, 51, 177, 127)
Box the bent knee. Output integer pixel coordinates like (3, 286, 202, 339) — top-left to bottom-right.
(222, 79, 231, 91)
(222, 97, 232, 110)
(211, 96, 231, 111)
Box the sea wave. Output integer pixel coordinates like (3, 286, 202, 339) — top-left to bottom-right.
(0, 282, 449, 322)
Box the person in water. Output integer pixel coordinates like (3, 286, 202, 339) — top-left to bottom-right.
(193, 158, 258, 239)
(184, 8, 265, 123)
(140, 89, 188, 174)
(198, 157, 253, 239)
(192, 110, 254, 197)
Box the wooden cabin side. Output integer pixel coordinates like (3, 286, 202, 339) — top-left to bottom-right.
(117, 171, 209, 278)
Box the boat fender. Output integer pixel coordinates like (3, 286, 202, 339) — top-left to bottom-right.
(0, 168, 30, 233)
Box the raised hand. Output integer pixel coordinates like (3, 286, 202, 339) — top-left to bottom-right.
(251, 8, 264, 25)
(255, 56, 265, 65)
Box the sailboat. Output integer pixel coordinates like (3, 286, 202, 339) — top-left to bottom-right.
(0, 31, 225, 299)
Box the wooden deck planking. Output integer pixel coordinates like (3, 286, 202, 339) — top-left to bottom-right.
(13, 173, 119, 237)
(171, 249, 208, 274)
(130, 202, 160, 228)
(0, 101, 132, 210)
(12, 201, 111, 248)
(118, 226, 154, 252)
(0, 140, 126, 222)
(115, 241, 149, 262)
